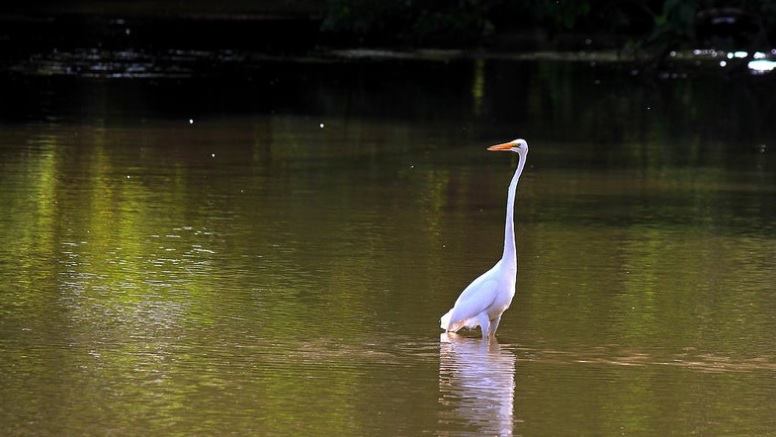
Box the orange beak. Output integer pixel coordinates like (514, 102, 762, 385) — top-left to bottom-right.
(486, 141, 514, 152)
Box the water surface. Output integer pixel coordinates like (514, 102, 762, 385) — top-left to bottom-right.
(1, 56, 776, 435)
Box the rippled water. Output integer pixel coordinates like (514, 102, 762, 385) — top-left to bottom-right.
(1, 56, 775, 435)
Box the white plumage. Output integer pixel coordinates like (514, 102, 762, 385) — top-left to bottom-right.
(440, 138, 528, 339)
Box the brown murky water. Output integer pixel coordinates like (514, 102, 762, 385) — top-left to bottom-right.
(1, 56, 775, 435)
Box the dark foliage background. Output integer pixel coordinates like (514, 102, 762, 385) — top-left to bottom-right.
(322, 0, 776, 50)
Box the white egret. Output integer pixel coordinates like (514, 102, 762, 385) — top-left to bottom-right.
(440, 138, 528, 339)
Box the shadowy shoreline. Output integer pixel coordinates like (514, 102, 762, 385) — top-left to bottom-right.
(0, 13, 322, 54)
(0, 3, 638, 55)
(1, 5, 774, 81)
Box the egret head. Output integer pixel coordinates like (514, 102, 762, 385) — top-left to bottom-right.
(487, 138, 528, 154)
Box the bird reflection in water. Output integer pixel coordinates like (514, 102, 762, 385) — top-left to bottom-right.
(438, 333, 517, 436)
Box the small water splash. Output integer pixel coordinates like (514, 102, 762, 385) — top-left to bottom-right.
(748, 59, 776, 74)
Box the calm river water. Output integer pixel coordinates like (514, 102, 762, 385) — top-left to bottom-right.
(1, 54, 776, 435)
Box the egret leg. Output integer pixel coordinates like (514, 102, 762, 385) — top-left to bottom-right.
(477, 312, 491, 340)
(490, 315, 502, 337)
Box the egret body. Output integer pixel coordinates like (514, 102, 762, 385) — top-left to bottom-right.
(440, 138, 528, 339)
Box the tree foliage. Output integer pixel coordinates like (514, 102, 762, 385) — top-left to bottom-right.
(321, 0, 776, 48)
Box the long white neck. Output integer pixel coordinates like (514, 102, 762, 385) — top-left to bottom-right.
(502, 150, 526, 267)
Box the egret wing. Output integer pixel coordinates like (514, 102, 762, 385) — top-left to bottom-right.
(446, 277, 499, 332)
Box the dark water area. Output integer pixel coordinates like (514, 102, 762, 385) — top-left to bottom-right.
(1, 49, 776, 435)
(4, 49, 776, 149)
